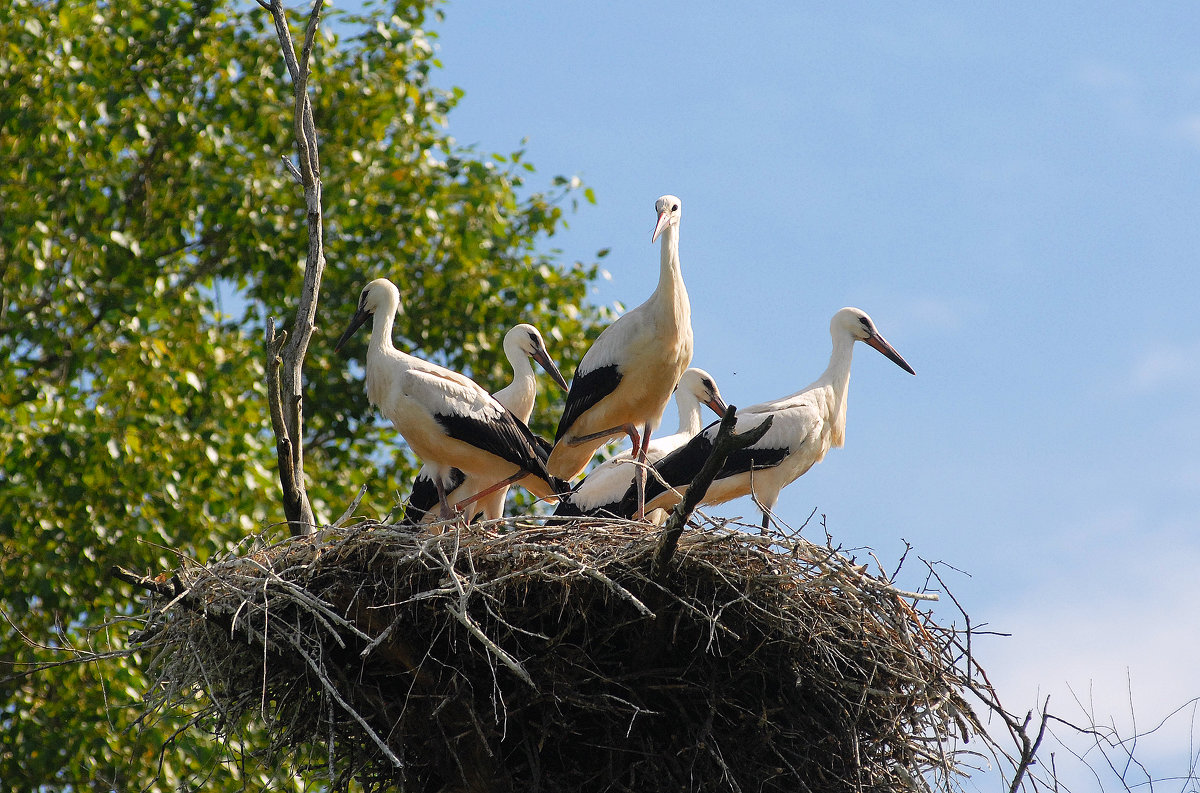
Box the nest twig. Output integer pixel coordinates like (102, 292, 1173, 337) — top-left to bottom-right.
(126, 515, 988, 792)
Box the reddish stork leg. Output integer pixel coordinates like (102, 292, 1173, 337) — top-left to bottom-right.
(452, 469, 527, 515)
(434, 477, 455, 520)
(566, 423, 641, 451)
(633, 423, 653, 521)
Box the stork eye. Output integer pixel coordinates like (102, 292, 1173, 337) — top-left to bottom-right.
(671, 204, 679, 211)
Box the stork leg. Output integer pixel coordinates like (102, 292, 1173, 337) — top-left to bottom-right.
(434, 476, 455, 521)
(566, 423, 641, 450)
(633, 424, 652, 521)
(453, 470, 527, 514)
(565, 422, 654, 519)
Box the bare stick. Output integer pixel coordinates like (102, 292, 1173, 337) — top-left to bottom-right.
(446, 604, 535, 689)
(1008, 696, 1052, 793)
(280, 154, 303, 185)
(266, 319, 305, 536)
(334, 484, 369, 528)
(261, 0, 329, 533)
(111, 565, 186, 600)
(652, 406, 773, 579)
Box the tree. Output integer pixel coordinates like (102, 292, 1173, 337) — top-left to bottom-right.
(0, 0, 605, 787)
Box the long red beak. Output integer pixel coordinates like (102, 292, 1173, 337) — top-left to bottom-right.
(705, 392, 729, 417)
(652, 210, 671, 242)
(865, 333, 915, 375)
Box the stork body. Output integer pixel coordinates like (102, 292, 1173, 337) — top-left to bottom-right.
(599, 308, 915, 527)
(404, 324, 568, 524)
(548, 195, 694, 508)
(335, 279, 561, 518)
(553, 368, 726, 518)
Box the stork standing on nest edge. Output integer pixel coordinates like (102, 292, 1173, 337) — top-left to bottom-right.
(603, 308, 915, 528)
(548, 194, 694, 516)
(404, 323, 569, 524)
(335, 278, 563, 519)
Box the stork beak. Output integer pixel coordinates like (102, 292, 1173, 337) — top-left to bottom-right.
(532, 346, 570, 392)
(334, 307, 371, 354)
(864, 333, 915, 375)
(651, 210, 671, 242)
(705, 392, 729, 417)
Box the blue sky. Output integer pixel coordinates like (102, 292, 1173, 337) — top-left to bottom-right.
(403, 3, 1200, 787)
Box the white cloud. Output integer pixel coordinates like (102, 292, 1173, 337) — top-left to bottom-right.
(1074, 61, 1138, 93)
(883, 294, 978, 337)
(1173, 114, 1200, 148)
(1129, 339, 1200, 394)
(905, 295, 969, 332)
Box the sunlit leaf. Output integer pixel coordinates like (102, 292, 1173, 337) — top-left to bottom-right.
(0, 0, 605, 789)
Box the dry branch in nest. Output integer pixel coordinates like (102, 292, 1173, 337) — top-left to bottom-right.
(125, 516, 986, 792)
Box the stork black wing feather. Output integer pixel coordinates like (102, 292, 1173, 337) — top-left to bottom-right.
(553, 364, 622, 443)
(717, 444, 791, 478)
(634, 419, 792, 509)
(435, 408, 553, 484)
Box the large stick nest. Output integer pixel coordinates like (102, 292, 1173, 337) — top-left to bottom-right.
(130, 516, 984, 792)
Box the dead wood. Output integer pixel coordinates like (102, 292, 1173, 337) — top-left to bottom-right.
(124, 515, 988, 793)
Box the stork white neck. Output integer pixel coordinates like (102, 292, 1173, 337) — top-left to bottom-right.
(808, 328, 857, 449)
(495, 335, 538, 421)
(648, 220, 689, 326)
(674, 380, 706, 437)
(357, 284, 407, 410)
(367, 289, 401, 358)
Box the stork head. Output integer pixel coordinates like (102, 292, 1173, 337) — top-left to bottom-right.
(675, 367, 728, 416)
(833, 307, 915, 374)
(334, 278, 400, 353)
(504, 323, 570, 391)
(652, 194, 682, 242)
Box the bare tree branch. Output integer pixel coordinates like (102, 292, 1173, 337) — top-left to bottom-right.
(266, 319, 307, 535)
(110, 565, 185, 599)
(652, 407, 773, 580)
(261, 0, 329, 533)
(1007, 696, 1052, 793)
(280, 154, 303, 184)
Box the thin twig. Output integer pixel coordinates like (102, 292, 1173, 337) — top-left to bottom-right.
(280, 154, 303, 184)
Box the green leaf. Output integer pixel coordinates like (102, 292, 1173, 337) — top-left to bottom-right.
(0, 0, 606, 788)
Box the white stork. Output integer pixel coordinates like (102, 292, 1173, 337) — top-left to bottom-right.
(335, 278, 562, 518)
(596, 308, 915, 528)
(553, 368, 726, 518)
(403, 323, 569, 524)
(548, 194, 694, 512)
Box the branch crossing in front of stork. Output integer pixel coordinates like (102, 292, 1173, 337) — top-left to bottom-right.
(652, 404, 773, 579)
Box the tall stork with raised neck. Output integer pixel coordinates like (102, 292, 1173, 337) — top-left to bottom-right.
(553, 367, 726, 518)
(335, 278, 562, 518)
(404, 323, 568, 524)
(598, 308, 915, 528)
(548, 194, 694, 513)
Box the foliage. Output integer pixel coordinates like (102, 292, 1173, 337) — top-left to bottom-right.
(0, 0, 604, 788)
